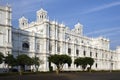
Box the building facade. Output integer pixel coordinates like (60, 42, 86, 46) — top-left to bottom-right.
(0, 5, 120, 72)
(0, 5, 12, 70)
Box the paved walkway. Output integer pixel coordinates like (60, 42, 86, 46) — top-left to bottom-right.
(0, 72, 120, 80)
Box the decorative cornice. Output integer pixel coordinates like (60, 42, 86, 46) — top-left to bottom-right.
(0, 24, 12, 27)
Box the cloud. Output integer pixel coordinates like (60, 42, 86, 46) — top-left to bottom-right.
(86, 27, 120, 36)
(11, 1, 42, 19)
(111, 40, 120, 44)
(11, 0, 56, 19)
(82, 1, 120, 14)
(102, 30, 120, 37)
(85, 27, 120, 37)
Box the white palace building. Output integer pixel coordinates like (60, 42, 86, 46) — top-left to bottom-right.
(0, 5, 120, 72)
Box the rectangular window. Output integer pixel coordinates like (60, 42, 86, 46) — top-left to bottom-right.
(68, 48, 71, 55)
(83, 51, 86, 56)
(76, 49, 79, 56)
(49, 43, 52, 51)
(96, 53, 98, 58)
(111, 56, 113, 59)
(37, 44, 40, 50)
(57, 43, 60, 52)
(106, 54, 107, 58)
(57, 46, 60, 52)
(8, 29, 10, 43)
(0, 33, 3, 45)
(96, 63, 97, 68)
(90, 52, 92, 57)
(102, 53, 104, 58)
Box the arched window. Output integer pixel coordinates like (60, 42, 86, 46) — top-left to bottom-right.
(22, 22, 24, 26)
(22, 42, 29, 50)
(75, 39, 78, 44)
(41, 15, 43, 18)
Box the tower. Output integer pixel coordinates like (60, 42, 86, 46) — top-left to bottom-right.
(19, 16, 28, 29)
(74, 23, 83, 35)
(0, 5, 12, 69)
(36, 8, 48, 22)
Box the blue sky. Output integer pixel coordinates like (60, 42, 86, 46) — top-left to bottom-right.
(1, 0, 120, 50)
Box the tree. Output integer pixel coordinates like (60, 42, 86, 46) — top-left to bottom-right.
(74, 57, 83, 67)
(48, 54, 72, 74)
(85, 57, 94, 72)
(74, 57, 94, 71)
(74, 57, 87, 71)
(16, 54, 32, 73)
(82, 58, 88, 71)
(4, 54, 16, 71)
(32, 57, 43, 72)
(0, 52, 4, 64)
